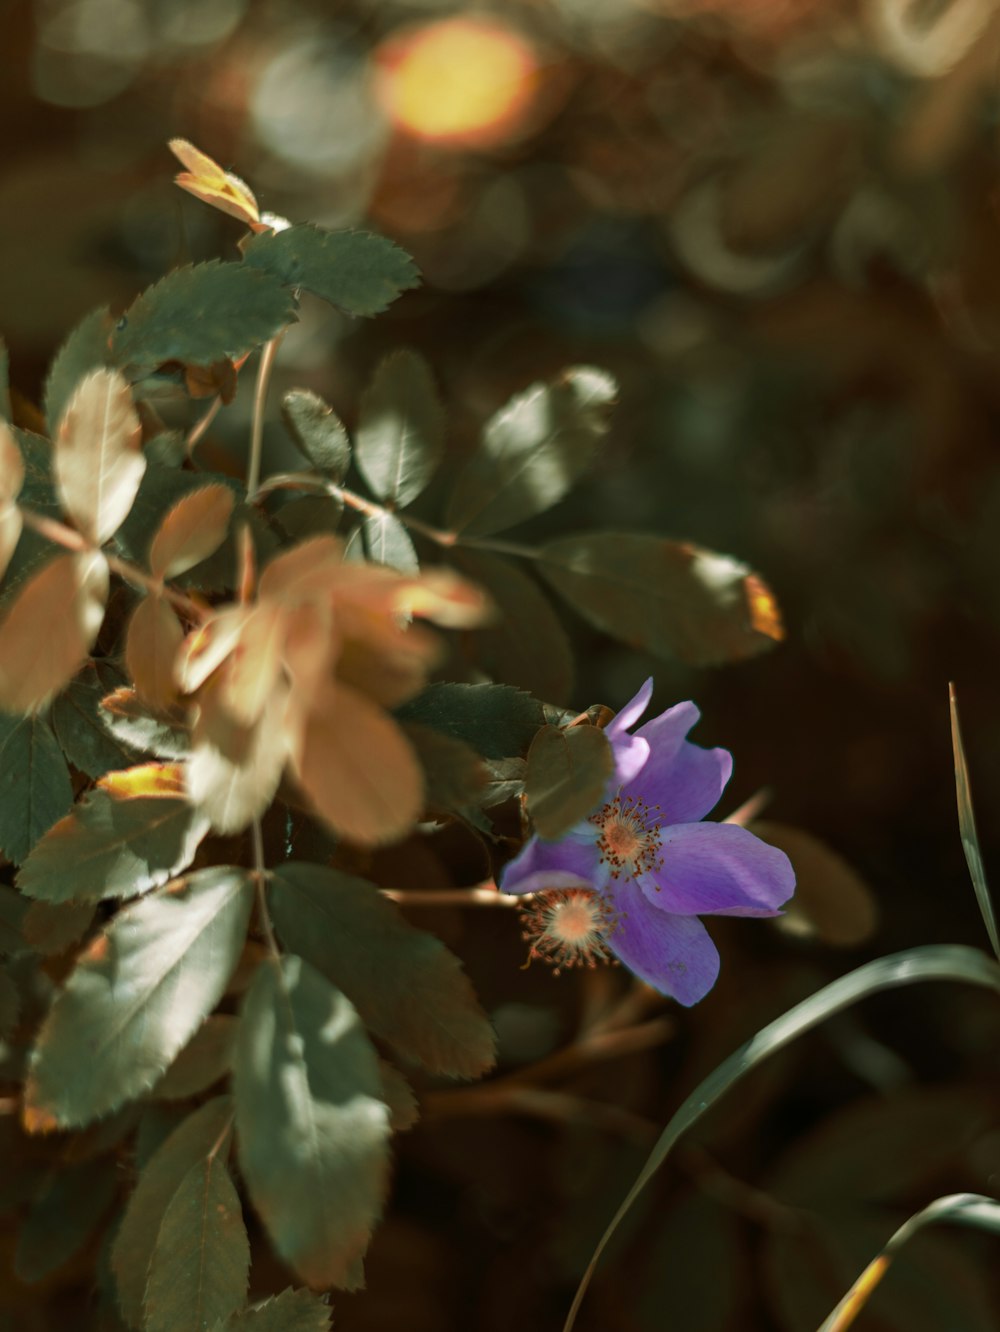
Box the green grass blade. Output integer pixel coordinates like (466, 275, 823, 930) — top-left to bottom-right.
(562, 944, 1000, 1332)
(817, 1192, 1000, 1331)
(949, 684, 1000, 961)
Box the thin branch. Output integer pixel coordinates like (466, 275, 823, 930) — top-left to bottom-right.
(251, 819, 280, 961)
(246, 334, 284, 498)
(381, 884, 520, 908)
(185, 395, 223, 455)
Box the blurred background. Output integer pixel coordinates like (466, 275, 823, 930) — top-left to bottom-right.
(4, 0, 1000, 1328)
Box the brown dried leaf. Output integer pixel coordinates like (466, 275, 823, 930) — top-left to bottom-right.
(149, 484, 236, 579)
(53, 368, 145, 545)
(126, 596, 184, 709)
(0, 553, 108, 713)
(291, 681, 424, 845)
(187, 680, 290, 834)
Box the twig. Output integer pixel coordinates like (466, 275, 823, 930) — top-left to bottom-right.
(246, 334, 284, 499)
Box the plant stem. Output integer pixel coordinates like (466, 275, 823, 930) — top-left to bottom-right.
(381, 884, 520, 908)
(246, 334, 284, 499)
(251, 818, 281, 961)
(185, 395, 223, 455)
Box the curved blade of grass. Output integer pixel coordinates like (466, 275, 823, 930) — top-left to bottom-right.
(949, 684, 1000, 960)
(563, 944, 1000, 1332)
(818, 1192, 1000, 1332)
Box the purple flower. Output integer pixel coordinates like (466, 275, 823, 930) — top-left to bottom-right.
(501, 679, 795, 1006)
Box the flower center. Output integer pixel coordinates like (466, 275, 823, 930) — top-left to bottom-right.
(518, 889, 619, 975)
(589, 792, 663, 880)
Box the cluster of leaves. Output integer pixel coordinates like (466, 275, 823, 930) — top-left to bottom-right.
(0, 141, 794, 1328)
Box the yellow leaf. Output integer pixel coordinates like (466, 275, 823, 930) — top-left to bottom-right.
(149, 484, 235, 579)
(168, 138, 261, 228)
(0, 552, 108, 713)
(98, 763, 186, 799)
(54, 368, 145, 546)
(126, 595, 184, 709)
(291, 681, 424, 845)
(175, 606, 249, 696)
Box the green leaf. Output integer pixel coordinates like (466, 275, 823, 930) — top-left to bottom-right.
(242, 225, 419, 317)
(51, 659, 142, 778)
(268, 864, 497, 1079)
(97, 686, 190, 761)
(401, 722, 487, 813)
(15, 1158, 118, 1283)
(222, 1288, 332, 1332)
(0, 714, 73, 865)
(275, 494, 343, 542)
(362, 510, 419, 572)
(281, 389, 351, 480)
(455, 549, 573, 703)
(21, 900, 95, 956)
(43, 306, 113, 436)
(355, 350, 444, 506)
(950, 685, 1000, 961)
(446, 367, 616, 537)
(111, 1096, 233, 1329)
(563, 945, 1000, 1332)
(233, 954, 391, 1290)
(17, 786, 210, 905)
(0, 886, 29, 955)
(144, 1154, 249, 1332)
(525, 724, 613, 839)
(396, 682, 544, 759)
(111, 261, 296, 375)
(24, 867, 253, 1130)
(538, 531, 784, 666)
(153, 1015, 237, 1101)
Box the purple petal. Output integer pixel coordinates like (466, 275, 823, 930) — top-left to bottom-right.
(500, 833, 598, 896)
(628, 732, 732, 824)
(641, 822, 794, 918)
(610, 732, 650, 787)
(605, 677, 653, 741)
(604, 879, 720, 1006)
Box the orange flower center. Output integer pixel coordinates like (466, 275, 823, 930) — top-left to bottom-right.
(589, 792, 663, 881)
(518, 889, 619, 975)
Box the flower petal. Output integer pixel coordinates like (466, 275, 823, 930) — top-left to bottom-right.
(628, 730, 732, 824)
(642, 821, 794, 917)
(604, 879, 720, 1006)
(605, 677, 654, 742)
(610, 732, 650, 787)
(500, 833, 597, 896)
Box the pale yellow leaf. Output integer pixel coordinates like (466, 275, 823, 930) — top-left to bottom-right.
(396, 567, 493, 628)
(175, 606, 249, 696)
(0, 552, 108, 713)
(186, 680, 290, 833)
(291, 681, 424, 845)
(54, 368, 145, 545)
(0, 422, 25, 505)
(218, 601, 288, 728)
(126, 595, 184, 709)
(149, 484, 236, 579)
(168, 137, 261, 227)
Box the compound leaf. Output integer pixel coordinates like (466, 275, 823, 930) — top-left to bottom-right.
(268, 863, 496, 1079)
(24, 867, 252, 1130)
(242, 225, 419, 317)
(234, 954, 391, 1290)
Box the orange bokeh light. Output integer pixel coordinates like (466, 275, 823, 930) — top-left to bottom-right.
(374, 17, 541, 148)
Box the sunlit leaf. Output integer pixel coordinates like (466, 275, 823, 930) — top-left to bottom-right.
(14, 1158, 117, 1283)
(446, 367, 616, 537)
(455, 548, 573, 703)
(751, 820, 878, 947)
(54, 368, 145, 545)
(538, 532, 783, 666)
(0, 422, 25, 584)
(396, 681, 544, 759)
(268, 863, 497, 1079)
(949, 685, 1000, 960)
(111, 261, 296, 375)
(242, 225, 420, 317)
(187, 680, 290, 834)
(43, 306, 113, 437)
(525, 723, 612, 839)
(282, 388, 351, 480)
(169, 137, 261, 228)
(362, 510, 419, 572)
(17, 784, 210, 905)
(148, 484, 236, 579)
(0, 714, 73, 864)
(355, 350, 444, 506)
(563, 945, 1000, 1332)
(111, 1096, 233, 1329)
(0, 552, 109, 713)
(98, 686, 190, 761)
(234, 954, 391, 1289)
(144, 1152, 249, 1332)
(24, 867, 253, 1130)
(126, 595, 184, 709)
(292, 681, 424, 845)
(222, 1288, 332, 1332)
(51, 659, 142, 779)
(153, 1014, 237, 1101)
(21, 900, 94, 956)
